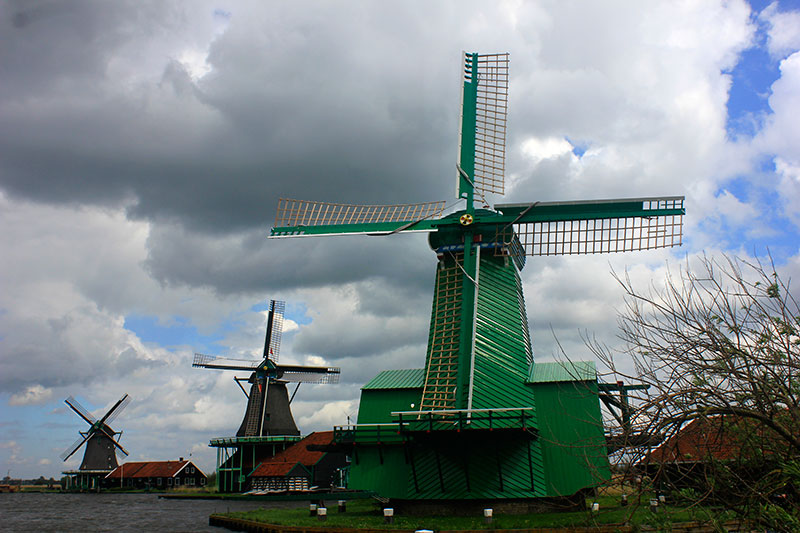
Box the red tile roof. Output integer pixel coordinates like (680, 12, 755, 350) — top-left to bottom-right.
(250, 431, 333, 478)
(105, 460, 202, 479)
(646, 414, 791, 464)
(647, 417, 737, 463)
(253, 462, 310, 478)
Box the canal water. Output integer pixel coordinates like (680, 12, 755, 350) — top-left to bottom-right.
(0, 493, 306, 532)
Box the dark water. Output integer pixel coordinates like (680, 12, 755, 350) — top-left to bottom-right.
(0, 493, 306, 532)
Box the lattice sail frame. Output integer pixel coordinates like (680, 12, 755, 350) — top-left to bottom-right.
(275, 199, 445, 228)
(279, 369, 341, 384)
(267, 300, 285, 363)
(104, 394, 131, 425)
(192, 353, 260, 369)
(467, 52, 509, 197)
(498, 197, 684, 256)
(65, 395, 96, 423)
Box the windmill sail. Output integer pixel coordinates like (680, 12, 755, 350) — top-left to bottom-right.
(192, 353, 261, 371)
(458, 52, 509, 198)
(102, 394, 131, 426)
(65, 396, 97, 424)
(265, 299, 284, 362)
(271, 199, 446, 237)
(495, 197, 685, 256)
(277, 366, 341, 384)
(60, 433, 91, 462)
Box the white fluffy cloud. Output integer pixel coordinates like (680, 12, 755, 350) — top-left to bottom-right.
(9, 385, 53, 407)
(761, 2, 800, 58)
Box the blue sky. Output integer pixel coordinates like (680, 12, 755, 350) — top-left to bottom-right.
(1, 0, 799, 479)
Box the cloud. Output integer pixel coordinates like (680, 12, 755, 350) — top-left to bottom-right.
(9, 385, 53, 406)
(296, 399, 358, 429)
(774, 158, 800, 229)
(521, 137, 574, 163)
(757, 51, 800, 164)
(761, 2, 800, 58)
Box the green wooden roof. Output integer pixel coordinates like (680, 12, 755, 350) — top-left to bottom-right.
(528, 361, 597, 383)
(362, 368, 424, 390)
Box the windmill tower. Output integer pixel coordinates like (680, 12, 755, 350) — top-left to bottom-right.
(194, 299, 340, 491)
(60, 394, 130, 490)
(270, 52, 685, 504)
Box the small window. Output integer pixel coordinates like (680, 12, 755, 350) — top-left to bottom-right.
(157, 478, 162, 486)
(167, 478, 172, 486)
(174, 478, 180, 486)
(200, 477, 206, 485)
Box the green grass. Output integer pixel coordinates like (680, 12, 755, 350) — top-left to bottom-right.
(221, 495, 732, 530)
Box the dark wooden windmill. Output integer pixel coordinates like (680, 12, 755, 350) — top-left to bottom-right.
(194, 300, 341, 491)
(193, 300, 340, 437)
(60, 394, 130, 490)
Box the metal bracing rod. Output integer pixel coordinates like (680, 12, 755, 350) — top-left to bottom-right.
(234, 376, 250, 399)
(466, 245, 481, 414)
(289, 382, 301, 405)
(259, 377, 269, 437)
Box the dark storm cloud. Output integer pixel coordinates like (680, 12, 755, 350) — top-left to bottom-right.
(143, 222, 439, 295)
(0, 318, 165, 394)
(0, 1, 460, 240)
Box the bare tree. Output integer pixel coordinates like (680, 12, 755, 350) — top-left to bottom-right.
(592, 254, 800, 529)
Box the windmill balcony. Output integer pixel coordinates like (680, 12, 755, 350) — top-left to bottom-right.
(209, 435, 301, 447)
(333, 407, 538, 445)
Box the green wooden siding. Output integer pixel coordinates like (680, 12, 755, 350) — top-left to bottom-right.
(348, 433, 544, 500)
(347, 445, 410, 496)
(357, 388, 421, 425)
(532, 380, 610, 496)
(472, 254, 535, 411)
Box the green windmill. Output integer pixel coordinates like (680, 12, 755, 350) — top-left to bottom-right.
(270, 52, 684, 504)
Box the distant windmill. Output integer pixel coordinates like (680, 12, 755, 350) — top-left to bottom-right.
(193, 300, 340, 437)
(60, 394, 130, 472)
(268, 52, 685, 501)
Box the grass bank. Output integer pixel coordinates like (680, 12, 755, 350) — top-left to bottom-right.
(220, 495, 733, 531)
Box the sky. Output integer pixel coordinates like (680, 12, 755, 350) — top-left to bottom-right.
(1, 0, 799, 479)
